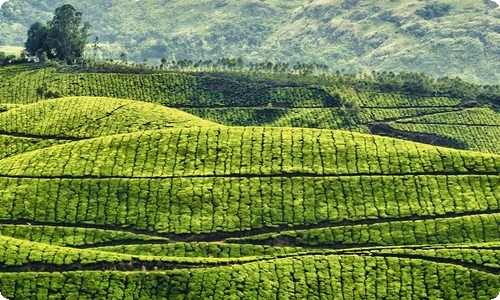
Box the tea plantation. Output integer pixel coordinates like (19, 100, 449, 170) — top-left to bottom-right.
(0, 65, 499, 299)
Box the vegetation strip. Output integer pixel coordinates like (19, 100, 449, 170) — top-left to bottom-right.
(3, 208, 500, 243)
(0, 261, 209, 273)
(0, 253, 346, 273)
(0, 62, 499, 297)
(2, 252, 500, 276)
(0, 131, 86, 141)
(380, 108, 465, 123)
(0, 172, 497, 180)
(392, 122, 500, 127)
(369, 253, 500, 275)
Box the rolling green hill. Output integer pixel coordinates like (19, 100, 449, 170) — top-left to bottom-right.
(0, 96, 220, 138)
(0, 96, 220, 160)
(0, 65, 500, 298)
(381, 107, 500, 154)
(1, 0, 500, 83)
(0, 125, 499, 298)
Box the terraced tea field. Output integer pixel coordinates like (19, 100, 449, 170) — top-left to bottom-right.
(2, 64, 498, 154)
(0, 66, 499, 299)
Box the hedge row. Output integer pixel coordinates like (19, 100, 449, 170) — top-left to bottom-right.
(389, 123, 500, 154)
(348, 90, 461, 107)
(0, 255, 498, 299)
(357, 107, 458, 124)
(0, 236, 134, 267)
(0, 103, 22, 112)
(0, 135, 66, 160)
(96, 242, 303, 258)
(0, 224, 166, 247)
(232, 213, 500, 247)
(0, 67, 340, 107)
(398, 107, 500, 126)
(1, 127, 498, 178)
(364, 248, 500, 269)
(0, 236, 255, 268)
(0, 175, 497, 234)
(183, 107, 457, 131)
(0, 66, 464, 110)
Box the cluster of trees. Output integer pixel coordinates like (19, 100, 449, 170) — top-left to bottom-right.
(25, 4, 90, 63)
(90, 56, 331, 75)
(156, 57, 330, 74)
(415, 3, 452, 20)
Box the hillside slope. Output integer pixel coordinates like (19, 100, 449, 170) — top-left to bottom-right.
(0, 125, 499, 298)
(0, 96, 220, 138)
(0, 96, 220, 160)
(1, 0, 500, 83)
(0, 66, 499, 297)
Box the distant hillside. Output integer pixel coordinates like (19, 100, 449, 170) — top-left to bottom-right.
(1, 0, 500, 83)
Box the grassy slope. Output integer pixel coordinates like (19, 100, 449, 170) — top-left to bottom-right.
(0, 135, 67, 161)
(1, 0, 500, 83)
(2, 255, 498, 299)
(1, 127, 497, 178)
(386, 107, 500, 154)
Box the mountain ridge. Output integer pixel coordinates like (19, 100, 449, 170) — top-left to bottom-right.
(1, 0, 500, 83)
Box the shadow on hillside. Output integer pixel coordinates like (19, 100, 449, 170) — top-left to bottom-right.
(368, 123, 468, 150)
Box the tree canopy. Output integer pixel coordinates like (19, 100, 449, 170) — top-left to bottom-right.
(25, 4, 90, 63)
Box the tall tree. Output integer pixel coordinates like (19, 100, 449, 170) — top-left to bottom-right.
(25, 4, 91, 63)
(46, 4, 91, 62)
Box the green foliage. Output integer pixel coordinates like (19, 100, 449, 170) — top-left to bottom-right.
(0, 224, 167, 247)
(0, 135, 66, 160)
(1, 65, 498, 155)
(25, 22, 50, 56)
(1, 174, 498, 235)
(0, 235, 259, 268)
(0, 127, 497, 178)
(25, 4, 90, 63)
(0, 51, 18, 66)
(96, 242, 304, 258)
(0, 255, 499, 299)
(0, 128, 498, 237)
(359, 247, 500, 270)
(0, 65, 497, 107)
(0, 103, 23, 112)
(415, 3, 452, 20)
(360, 106, 500, 155)
(234, 213, 500, 248)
